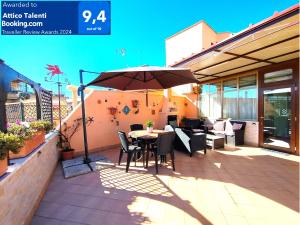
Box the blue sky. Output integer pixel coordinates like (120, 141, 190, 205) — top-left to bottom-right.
(0, 0, 298, 96)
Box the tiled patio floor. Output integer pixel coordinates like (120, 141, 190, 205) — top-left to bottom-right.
(31, 146, 299, 225)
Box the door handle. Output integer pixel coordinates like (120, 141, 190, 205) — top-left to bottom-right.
(260, 117, 264, 119)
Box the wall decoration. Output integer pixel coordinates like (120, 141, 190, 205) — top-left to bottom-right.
(105, 99, 108, 102)
(184, 102, 188, 106)
(97, 100, 101, 104)
(169, 107, 177, 112)
(118, 101, 121, 105)
(122, 105, 130, 115)
(151, 109, 155, 115)
(193, 85, 200, 94)
(108, 107, 118, 119)
(116, 121, 119, 126)
(131, 100, 139, 108)
(134, 109, 139, 114)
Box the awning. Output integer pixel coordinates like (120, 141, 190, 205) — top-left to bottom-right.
(173, 4, 299, 83)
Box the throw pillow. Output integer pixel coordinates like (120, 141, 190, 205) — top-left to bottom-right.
(232, 123, 243, 131)
(213, 121, 225, 131)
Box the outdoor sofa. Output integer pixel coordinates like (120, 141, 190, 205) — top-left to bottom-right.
(208, 120, 246, 146)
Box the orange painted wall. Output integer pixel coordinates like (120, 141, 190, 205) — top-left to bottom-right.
(184, 93, 199, 118)
(64, 90, 197, 154)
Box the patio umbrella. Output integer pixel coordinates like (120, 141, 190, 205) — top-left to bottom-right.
(87, 66, 199, 105)
(80, 66, 198, 163)
(88, 66, 198, 90)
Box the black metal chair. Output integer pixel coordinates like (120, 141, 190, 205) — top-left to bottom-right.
(148, 132, 176, 174)
(130, 124, 144, 145)
(130, 124, 144, 131)
(118, 131, 144, 172)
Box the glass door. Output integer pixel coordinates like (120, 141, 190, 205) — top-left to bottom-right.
(261, 87, 295, 152)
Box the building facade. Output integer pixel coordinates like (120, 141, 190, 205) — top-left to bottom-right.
(166, 4, 299, 154)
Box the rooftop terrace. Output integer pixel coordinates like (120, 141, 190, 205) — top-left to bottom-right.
(31, 146, 299, 225)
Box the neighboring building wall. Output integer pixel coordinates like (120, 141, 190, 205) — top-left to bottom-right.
(201, 22, 230, 49)
(165, 21, 231, 66)
(64, 90, 196, 154)
(166, 21, 231, 99)
(0, 134, 59, 225)
(166, 22, 204, 66)
(216, 32, 232, 42)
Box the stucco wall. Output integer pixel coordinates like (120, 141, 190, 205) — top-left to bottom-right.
(166, 22, 203, 66)
(0, 134, 59, 225)
(65, 90, 196, 154)
(165, 21, 231, 67)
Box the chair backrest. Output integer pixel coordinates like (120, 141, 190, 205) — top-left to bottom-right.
(118, 131, 129, 151)
(185, 118, 202, 129)
(164, 125, 174, 132)
(130, 124, 144, 131)
(156, 132, 175, 155)
(168, 120, 178, 128)
(167, 115, 177, 124)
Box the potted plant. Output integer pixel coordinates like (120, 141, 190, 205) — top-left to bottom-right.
(7, 122, 36, 159)
(146, 120, 154, 133)
(28, 120, 46, 147)
(58, 117, 94, 160)
(58, 132, 74, 160)
(0, 132, 23, 176)
(30, 120, 53, 134)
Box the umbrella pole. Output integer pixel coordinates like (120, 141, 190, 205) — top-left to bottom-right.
(146, 89, 148, 107)
(79, 70, 91, 164)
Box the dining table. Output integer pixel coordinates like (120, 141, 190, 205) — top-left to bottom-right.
(128, 129, 165, 168)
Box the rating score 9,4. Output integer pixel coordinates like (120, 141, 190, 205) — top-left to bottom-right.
(82, 10, 106, 25)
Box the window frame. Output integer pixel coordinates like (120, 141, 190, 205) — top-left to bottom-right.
(199, 72, 258, 121)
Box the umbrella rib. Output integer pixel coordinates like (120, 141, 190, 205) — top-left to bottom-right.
(145, 77, 156, 82)
(123, 72, 140, 90)
(153, 75, 166, 89)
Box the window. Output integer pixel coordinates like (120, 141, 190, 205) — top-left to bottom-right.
(264, 69, 293, 83)
(238, 75, 257, 120)
(199, 84, 210, 117)
(199, 74, 257, 121)
(223, 79, 237, 119)
(209, 83, 221, 119)
(199, 83, 221, 118)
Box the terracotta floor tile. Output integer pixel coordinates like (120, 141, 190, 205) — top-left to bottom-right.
(224, 214, 248, 225)
(31, 147, 299, 225)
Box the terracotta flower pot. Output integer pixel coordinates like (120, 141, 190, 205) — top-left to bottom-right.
(61, 149, 74, 161)
(10, 131, 46, 159)
(0, 157, 8, 177)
